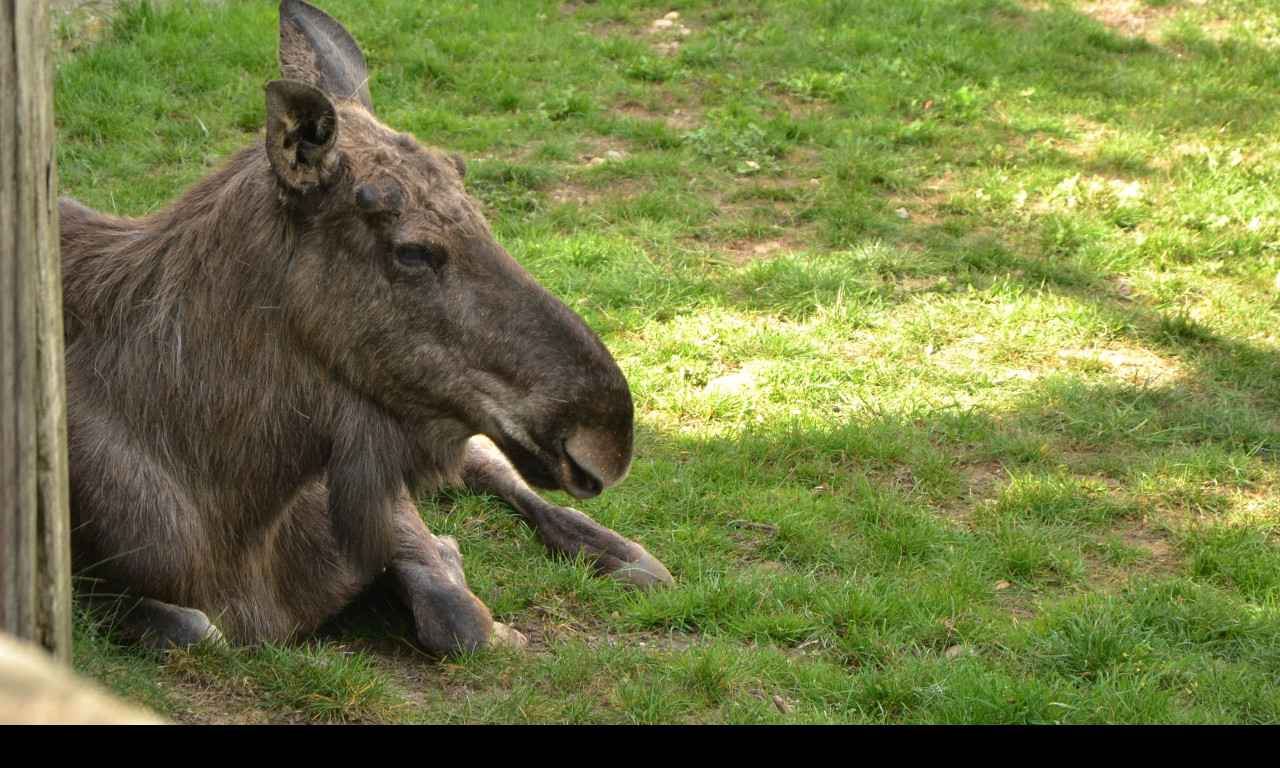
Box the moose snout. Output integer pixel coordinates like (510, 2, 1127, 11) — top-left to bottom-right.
(561, 425, 631, 499)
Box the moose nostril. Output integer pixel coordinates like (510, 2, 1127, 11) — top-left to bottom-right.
(562, 425, 632, 491)
(563, 452, 605, 500)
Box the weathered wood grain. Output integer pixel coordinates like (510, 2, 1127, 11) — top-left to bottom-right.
(0, 0, 71, 663)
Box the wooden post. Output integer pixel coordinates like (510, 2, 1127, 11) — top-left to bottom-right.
(0, 0, 72, 663)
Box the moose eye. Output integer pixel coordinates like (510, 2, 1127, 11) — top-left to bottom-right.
(394, 243, 446, 271)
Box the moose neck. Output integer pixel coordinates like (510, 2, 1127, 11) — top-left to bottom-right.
(62, 145, 376, 518)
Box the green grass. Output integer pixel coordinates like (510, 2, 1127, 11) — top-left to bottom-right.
(55, 0, 1280, 723)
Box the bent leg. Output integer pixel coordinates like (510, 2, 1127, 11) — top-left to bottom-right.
(390, 495, 526, 654)
(81, 592, 224, 651)
(462, 436, 673, 589)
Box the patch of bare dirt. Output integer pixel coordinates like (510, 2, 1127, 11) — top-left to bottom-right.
(728, 518, 779, 562)
(935, 462, 1008, 522)
(1019, 0, 1194, 43)
(888, 276, 936, 294)
(1076, 0, 1181, 40)
(1114, 523, 1174, 560)
(886, 175, 955, 227)
(1053, 345, 1183, 387)
(996, 590, 1039, 627)
(546, 180, 593, 208)
(547, 145, 649, 208)
(568, 5, 700, 53)
(50, 0, 112, 52)
(775, 91, 834, 119)
(542, 137, 635, 206)
(643, 10, 697, 57)
(970, 342, 1182, 388)
(966, 461, 1008, 492)
(549, 175, 645, 210)
(162, 672, 275, 725)
(891, 465, 917, 493)
(1082, 521, 1182, 589)
(547, 187, 596, 206)
(935, 500, 972, 523)
(1058, 118, 1118, 163)
(991, 3, 1047, 31)
(886, 194, 942, 227)
(572, 132, 626, 157)
(615, 100, 699, 132)
(1076, 473, 1124, 491)
(556, 0, 591, 16)
(719, 238, 800, 264)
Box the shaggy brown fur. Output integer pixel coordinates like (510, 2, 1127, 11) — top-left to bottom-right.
(61, 1, 667, 655)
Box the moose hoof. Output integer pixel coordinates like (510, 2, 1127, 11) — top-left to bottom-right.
(132, 602, 224, 651)
(610, 547, 674, 590)
(195, 622, 226, 647)
(492, 622, 528, 648)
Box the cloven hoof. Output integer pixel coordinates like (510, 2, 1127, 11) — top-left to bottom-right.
(492, 622, 528, 648)
(134, 603, 227, 652)
(610, 547, 675, 590)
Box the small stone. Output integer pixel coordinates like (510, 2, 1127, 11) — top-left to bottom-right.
(651, 18, 674, 29)
(894, 207, 910, 219)
(993, 579, 1012, 591)
(945, 644, 963, 660)
(771, 694, 790, 714)
(664, 11, 681, 20)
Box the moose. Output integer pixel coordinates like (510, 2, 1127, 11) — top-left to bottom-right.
(61, 0, 671, 655)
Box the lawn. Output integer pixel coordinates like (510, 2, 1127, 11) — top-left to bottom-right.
(56, 0, 1280, 723)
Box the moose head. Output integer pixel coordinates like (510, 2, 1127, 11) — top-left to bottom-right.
(268, 0, 634, 504)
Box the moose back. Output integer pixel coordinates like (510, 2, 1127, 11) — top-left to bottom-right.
(62, 0, 671, 655)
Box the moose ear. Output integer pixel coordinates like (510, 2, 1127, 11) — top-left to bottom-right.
(265, 79, 340, 192)
(278, 0, 374, 111)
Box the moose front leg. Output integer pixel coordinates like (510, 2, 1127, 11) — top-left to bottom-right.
(390, 496, 526, 654)
(80, 592, 224, 651)
(463, 436, 674, 589)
